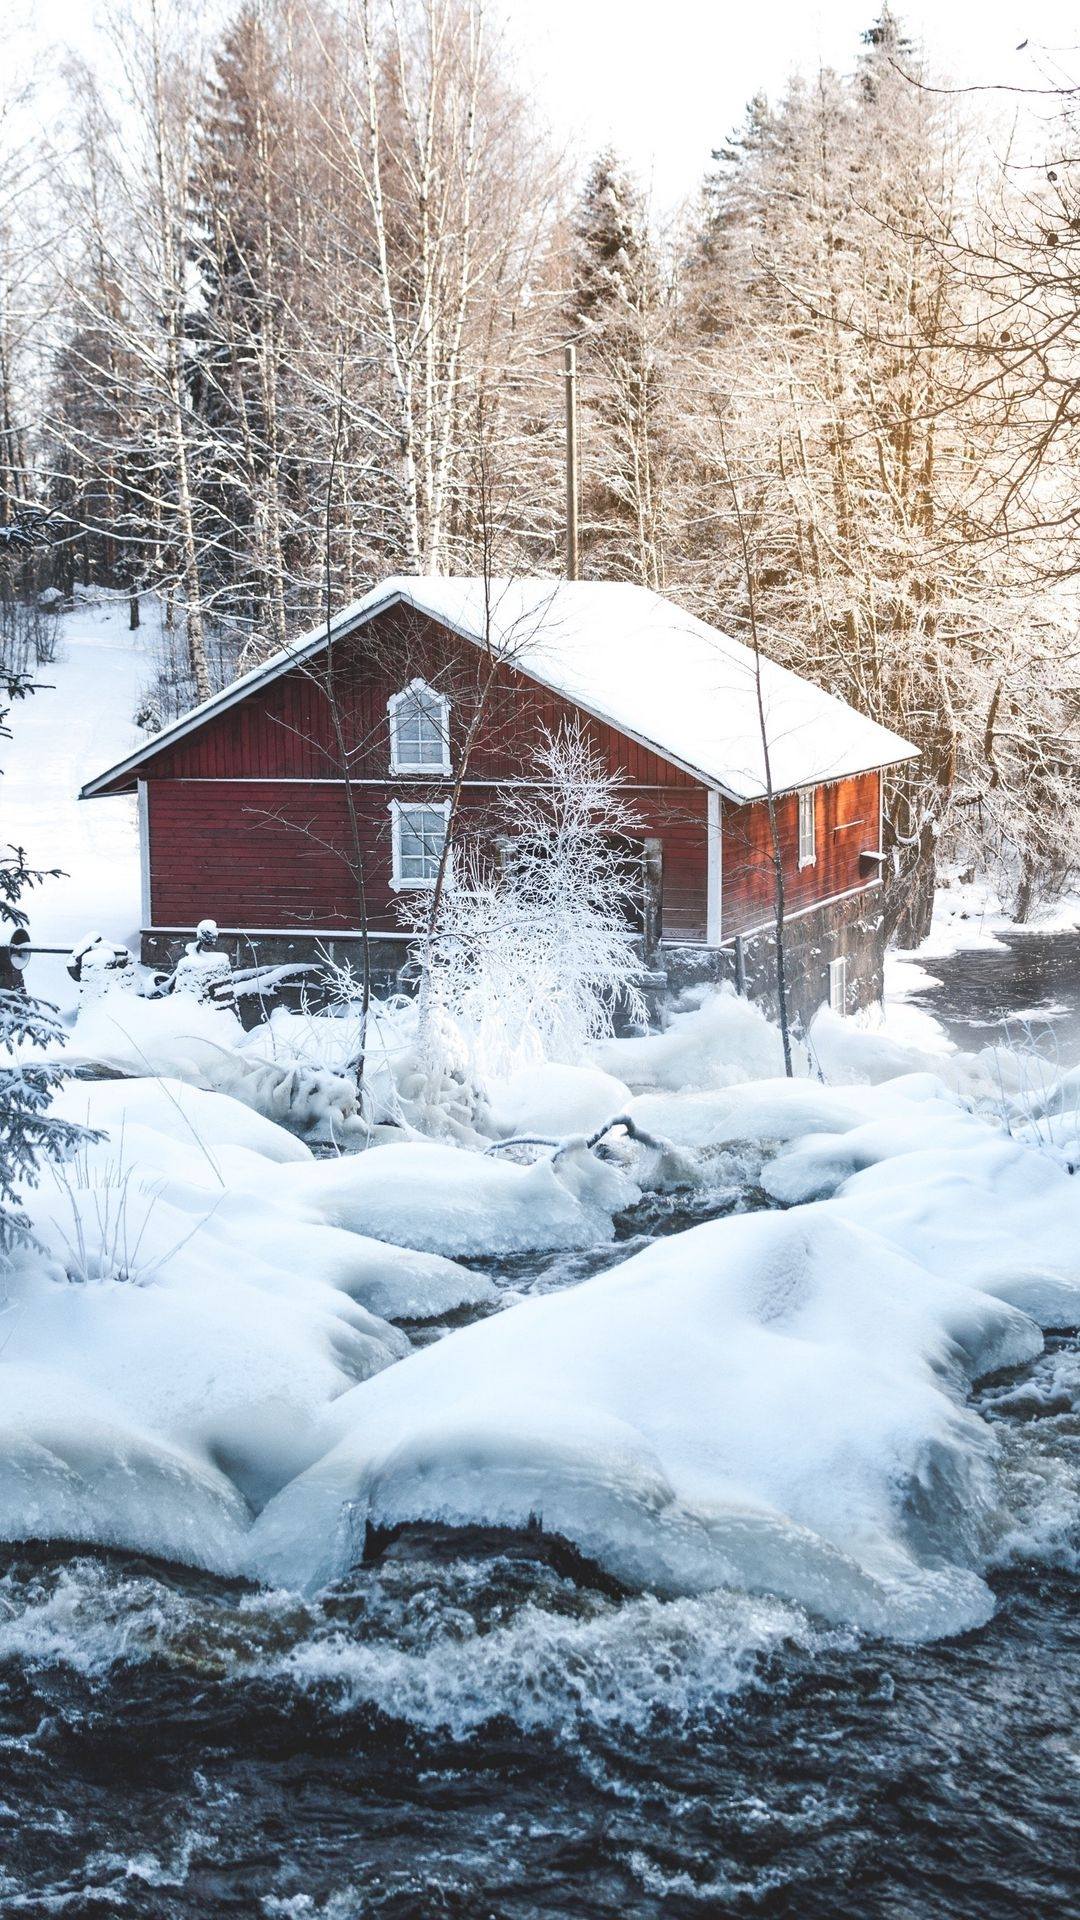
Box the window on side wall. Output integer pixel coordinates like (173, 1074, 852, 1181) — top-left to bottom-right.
(828, 955, 848, 1016)
(390, 800, 450, 888)
(798, 787, 817, 867)
(388, 679, 451, 774)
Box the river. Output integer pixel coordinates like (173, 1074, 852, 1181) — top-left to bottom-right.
(907, 924, 1080, 1058)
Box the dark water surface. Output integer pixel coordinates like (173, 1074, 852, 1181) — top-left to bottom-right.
(1, 1517, 1078, 1917)
(909, 924, 1080, 1057)
(4, 937, 1080, 1917)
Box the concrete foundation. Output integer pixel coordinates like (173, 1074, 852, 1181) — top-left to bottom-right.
(141, 887, 885, 1030)
(661, 889, 885, 1031)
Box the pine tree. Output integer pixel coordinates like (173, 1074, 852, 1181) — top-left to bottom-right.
(1, 664, 88, 1253)
(188, 2, 295, 652)
(567, 150, 669, 585)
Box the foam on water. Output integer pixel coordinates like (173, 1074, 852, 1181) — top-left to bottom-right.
(0, 1549, 851, 1743)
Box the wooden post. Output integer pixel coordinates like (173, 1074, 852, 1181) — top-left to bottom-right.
(564, 344, 579, 581)
(642, 836, 663, 959)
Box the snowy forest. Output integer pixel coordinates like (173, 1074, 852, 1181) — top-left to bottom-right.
(3, 1, 1080, 940)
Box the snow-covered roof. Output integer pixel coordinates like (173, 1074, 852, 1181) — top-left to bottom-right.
(81, 576, 918, 803)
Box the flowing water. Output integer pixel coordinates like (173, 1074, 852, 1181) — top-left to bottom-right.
(4, 941, 1080, 1917)
(909, 925, 1080, 1058)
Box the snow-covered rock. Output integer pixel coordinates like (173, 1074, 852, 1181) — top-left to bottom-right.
(249, 1206, 1041, 1639)
(831, 1134, 1080, 1330)
(258, 1138, 639, 1257)
(0, 1366, 249, 1575)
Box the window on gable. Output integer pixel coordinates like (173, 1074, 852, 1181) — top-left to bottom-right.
(388, 679, 450, 773)
(798, 787, 817, 867)
(390, 801, 449, 888)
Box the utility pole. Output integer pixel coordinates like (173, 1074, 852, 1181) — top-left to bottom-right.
(564, 343, 579, 581)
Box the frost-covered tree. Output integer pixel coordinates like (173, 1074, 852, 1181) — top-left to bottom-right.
(678, 8, 1075, 939)
(568, 149, 671, 586)
(408, 726, 648, 1084)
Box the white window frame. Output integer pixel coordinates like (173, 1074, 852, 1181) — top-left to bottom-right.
(387, 678, 451, 775)
(828, 955, 848, 1016)
(798, 787, 817, 868)
(389, 798, 451, 890)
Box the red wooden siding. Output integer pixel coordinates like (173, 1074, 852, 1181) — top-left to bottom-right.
(144, 605, 698, 789)
(146, 779, 711, 940)
(721, 772, 880, 940)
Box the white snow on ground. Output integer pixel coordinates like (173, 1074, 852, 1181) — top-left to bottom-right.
(1, 592, 157, 1013)
(5, 975, 1080, 1632)
(896, 870, 1080, 966)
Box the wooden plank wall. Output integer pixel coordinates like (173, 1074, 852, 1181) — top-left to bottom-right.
(721, 771, 880, 939)
(146, 779, 711, 939)
(133, 604, 882, 946)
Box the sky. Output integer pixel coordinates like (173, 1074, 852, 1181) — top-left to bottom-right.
(517, 0, 1080, 207)
(12, 0, 1080, 209)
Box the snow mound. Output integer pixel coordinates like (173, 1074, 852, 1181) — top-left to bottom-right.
(46, 1080, 497, 1322)
(831, 1134, 1080, 1329)
(486, 1062, 634, 1140)
(762, 1106, 991, 1206)
(51, 1075, 314, 1167)
(260, 1139, 639, 1257)
(595, 985, 788, 1091)
(250, 1207, 1040, 1639)
(0, 1164, 413, 1561)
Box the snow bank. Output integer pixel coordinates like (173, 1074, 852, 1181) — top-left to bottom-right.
(259, 1138, 639, 1257)
(910, 871, 1080, 964)
(486, 1062, 634, 1140)
(51, 1075, 313, 1166)
(595, 984, 788, 1092)
(65, 991, 247, 1081)
(0, 592, 153, 1015)
(250, 1207, 1040, 1638)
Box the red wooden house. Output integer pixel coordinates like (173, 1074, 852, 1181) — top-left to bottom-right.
(81, 578, 917, 1018)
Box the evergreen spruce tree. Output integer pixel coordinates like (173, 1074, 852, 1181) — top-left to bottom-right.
(0, 658, 87, 1253)
(567, 150, 669, 585)
(188, 3, 295, 653)
(570, 148, 653, 332)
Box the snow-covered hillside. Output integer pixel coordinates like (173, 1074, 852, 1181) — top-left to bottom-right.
(2, 593, 154, 1011)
